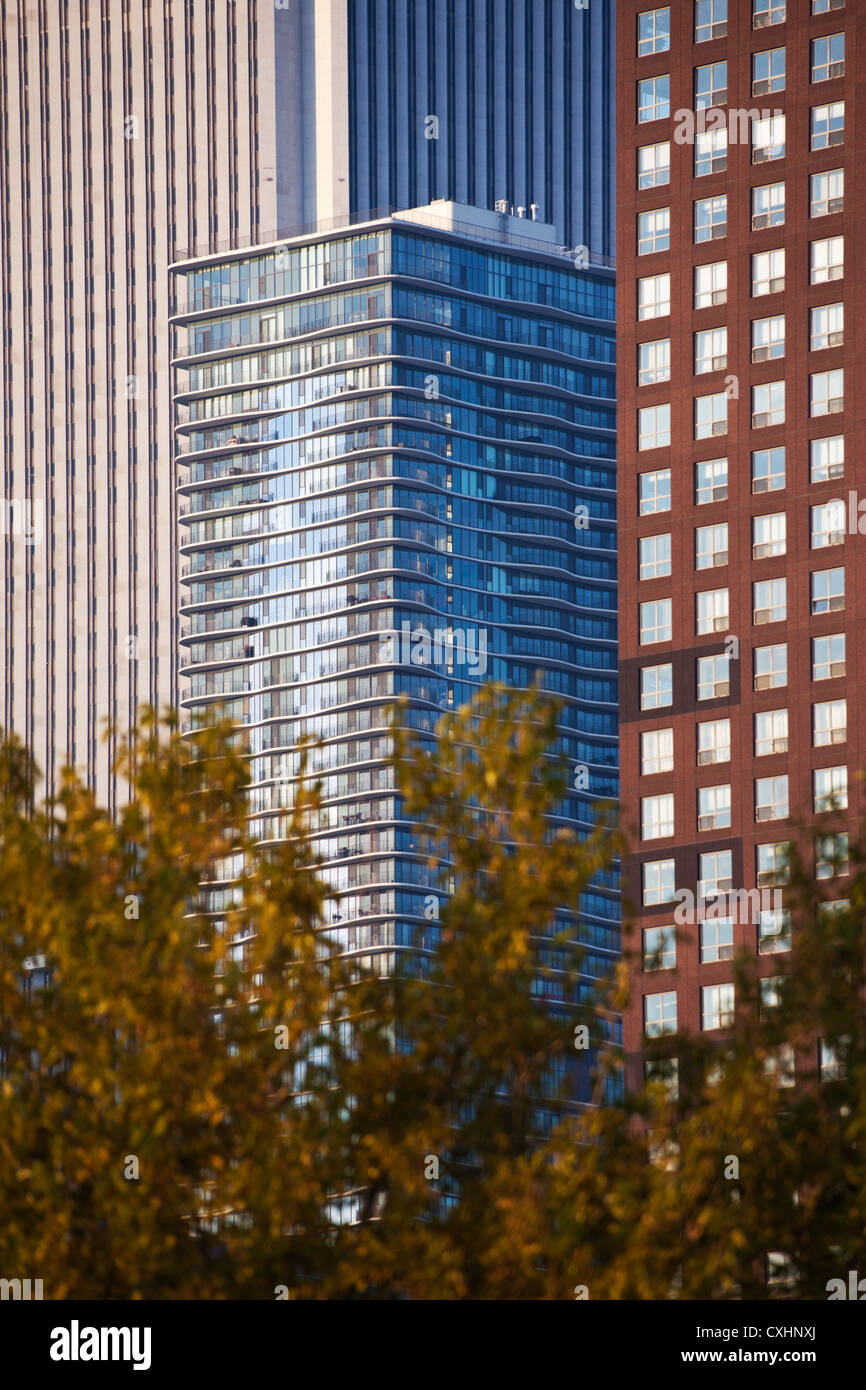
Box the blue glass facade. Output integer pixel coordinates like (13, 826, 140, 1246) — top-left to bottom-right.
(171, 217, 618, 1025)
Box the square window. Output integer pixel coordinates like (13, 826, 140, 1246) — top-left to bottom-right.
(639, 468, 672, 515)
(695, 195, 727, 243)
(810, 106, 844, 153)
(810, 302, 843, 350)
(638, 272, 671, 320)
(752, 446, 785, 493)
(641, 662, 673, 708)
(695, 0, 728, 42)
(752, 511, 786, 559)
(695, 61, 727, 109)
(638, 141, 671, 189)
(753, 577, 786, 624)
(640, 533, 672, 580)
(699, 849, 733, 898)
(641, 727, 674, 775)
(640, 598, 672, 645)
(645, 1056, 679, 1099)
(751, 113, 785, 162)
(757, 841, 790, 887)
(752, 0, 785, 27)
(755, 708, 788, 756)
(813, 697, 846, 747)
(751, 181, 785, 230)
(696, 457, 728, 504)
(644, 924, 677, 970)
(696, 587, 729, 635)
(639, 402, 671, 450)
(751, 314, 785, 362)
(814, 764, 848, 812)
(642, 793, 674, 840)
(812, 633, 845, 680)
(694, 261, 727, 309)
(695, 391, 727, 439)
(760, 976, 786, 1014)
(643, 857, 676, 905)
(818, 1037, 846, 1083)
(810, 435, 844, 483)
(810, 236, 843, 284)
(809, 369, 844, 417)
(697, 717, 731, 765)
(700, 916, 734, 962)
(752, 47, 785, 96)
(765, 1045, 796, 1088)
(698, 783, 731, 831)
(810, 502, 845, 549)
(638, 74, 670, 123)
(638, 338, 671, 386)
(754, 643, 787, 690)
(697, 653, 730, 701)
(638, 207, 671, 255)
(811, 566, 845, 615)
(702, 982, 734, 1031)
(645, 990, 678, 1037)
(758, 908, 791, 955)
(696, 521, 728, 569)
(755, 774, 788, 820)
(751, 380, 785, 429)
(811, 33, 844, 83)
(815, 832, 849, 878)
(638, 7, 671, 55)
(752, 248, 785, 296)
(695, 128, 727, 177)
(695, 326, 728, 374)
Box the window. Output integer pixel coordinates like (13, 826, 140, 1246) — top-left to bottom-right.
(810, 168, 844, 219)
(751, 381, 785, 428)
(814, 765, 848, 812)
(642, 793, 674, 840)
(765, 1045, 796, 1088)
(700, 916, 734, 962)
(695, 61, 727, 109)
(645, 1057, 679, 1100)
(641, 662, 673, 708)
(752, 249, 784, 296)
(755, 709, 788, 757)
(810, 435, 843, 483)
(638, 7, 671, 55)
(696, 522, 729, 569)
(815, 831, 849, 879)
(702, 983, 735, 1031)
(694, 128, 727, 177)
(751, 314, 785, 362)
(810, 302, 843, 351)
(812, 633, 845, 680)
(643, 858, 676, 907)
(755, 774, 788, 820)
(695, 195, 727, 243)
(640, 533, 672, 579)
(640, 468, 672, 514)
(811, 566, 845, 614)
(638, 207, 670, 255)
(695, 327, 727, 374)
(757, 841, 790, 887)
(697, 653, 730, 700)
(812, 0, 845, 12)
(638, 338, 671, 386)
(698, 783, 731, 831)
(642, 728, 674, 775)
(810, 104, 844, 153)
(644, 924, 676, 970)
(752, 446, 785, 493)
(819, 1038, 845, 1084)
(751, 113, 785, 162)
(638, 272, 671, 319)
(697, 717, 731, 765)
(810, 502, 845, 549)
(695, 0, 727, 42)
(811, 34, 845, 83)
(754, 643, 787, 690)
(810, 236, 843, 284)
(645, 990, 677, 1037)
(641, 598, 672, 645)
(699, 850, 733, 898)
(751, 181, 785, 230)
(752, 512, 786, 559)
(638, 403, 671, 450)
(813, 697, 846, 747)
(810, 369, 844, 417)
(638, 74, 670, 123)
(760, 977, 786, 1015)
(753, 577, 786, 624)
(758, 908, 791, 955)
(695, 391, 727, 439)
(638, 141, 671, 189)
(694, 260, 727, 308)
(696, 457, 728, 504)
(752, 47, 785, 95)
(752, 0, 785, 27)
(696, 587, 729, 635)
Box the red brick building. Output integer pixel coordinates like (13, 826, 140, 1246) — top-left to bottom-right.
(616, 0, 865, 1087)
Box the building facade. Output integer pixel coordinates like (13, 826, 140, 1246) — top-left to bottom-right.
(171, 204, 619, 1097)
(1, 0, 613, 812)
(617, 0, 864, 1086)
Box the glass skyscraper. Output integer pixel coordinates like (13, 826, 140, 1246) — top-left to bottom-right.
(171, 203, 618, 1064)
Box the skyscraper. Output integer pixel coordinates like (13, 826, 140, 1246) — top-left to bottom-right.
(618, 0, 862, 1087)
(171, 202, 619, 1098)
(1, 0, 613, 811)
